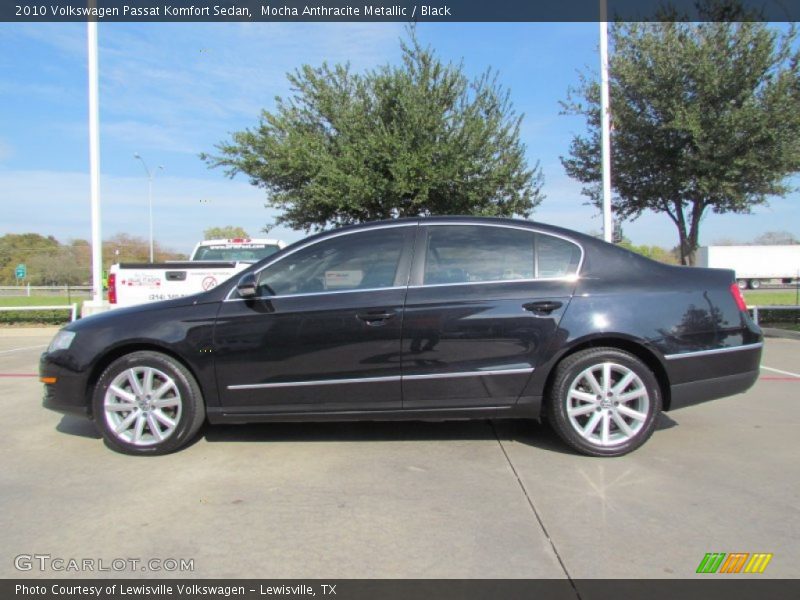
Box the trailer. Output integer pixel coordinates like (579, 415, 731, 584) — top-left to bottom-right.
(696, 245, 800, 289)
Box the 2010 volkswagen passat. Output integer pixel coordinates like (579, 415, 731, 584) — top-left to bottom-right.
(40, 217, 763, 456)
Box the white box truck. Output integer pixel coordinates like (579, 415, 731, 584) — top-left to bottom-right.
(696, 245, 800, 289)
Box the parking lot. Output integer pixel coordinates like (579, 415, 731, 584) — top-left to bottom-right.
(0, 327, 797, 580)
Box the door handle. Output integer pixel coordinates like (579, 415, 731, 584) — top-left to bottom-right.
(523, 301, 563, 315)
(357, 311, 396, 325)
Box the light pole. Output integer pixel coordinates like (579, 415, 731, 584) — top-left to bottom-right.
(599, 0, 613, 243)
(87, 19, 104, 308)
(133, 153, 163, 263)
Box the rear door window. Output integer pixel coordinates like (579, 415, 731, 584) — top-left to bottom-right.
(422, 225, 580, 285)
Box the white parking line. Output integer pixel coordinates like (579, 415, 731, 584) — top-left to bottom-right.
(760, 365, 800, 379)
(0, 344, 47, 355)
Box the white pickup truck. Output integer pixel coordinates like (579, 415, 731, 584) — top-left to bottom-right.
(108, 238, 286, 308)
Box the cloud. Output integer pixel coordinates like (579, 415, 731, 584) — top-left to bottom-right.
(41, 23, 406, 160)
(98, 23, 404, 125)
(0, 169, 302, 254)
(0, 138, 13, 161)
(4, 22, 795, 251)
(102, 121, 201, 154)
(2, 166, 797, 254)
(4, 23, 87, 57)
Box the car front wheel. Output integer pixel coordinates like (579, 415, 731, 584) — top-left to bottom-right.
(92, 351, 205, 455)
(547, 347, 662, 457)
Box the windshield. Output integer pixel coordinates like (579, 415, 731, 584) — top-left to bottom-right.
(192, 244, 281, 262)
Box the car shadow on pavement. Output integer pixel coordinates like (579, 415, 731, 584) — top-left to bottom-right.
(494, 412, 678, 455)
(54, 411, 678, 455)
(655, 412, 678, 431)
(56, 415, 101, 439)
(203, 419, 578, 456)
(203, 419, 499, 445)
(203, 413, 679, 457)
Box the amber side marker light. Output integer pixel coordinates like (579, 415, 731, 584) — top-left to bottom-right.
(40, 377, 57, 384)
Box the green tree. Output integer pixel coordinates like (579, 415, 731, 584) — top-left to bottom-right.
(562, 13, 800, 265)
(27, 243, 89, 286)
(0, 233, 60, 285)
(203, 29, 542, 232)
(103, 233, 187, 267)
(617, 241, 679, 265)
(203, 226, 250, 240)
(0, 233, 187, 286)
(753, 230, 798, 245)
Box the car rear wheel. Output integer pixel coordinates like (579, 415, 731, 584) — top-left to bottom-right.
(547, 347, 662, 457)
(92, 351, 205, 455)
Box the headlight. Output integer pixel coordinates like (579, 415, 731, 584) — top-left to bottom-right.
(48, 330, 76, 353)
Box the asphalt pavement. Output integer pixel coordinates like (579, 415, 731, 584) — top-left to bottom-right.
(0, 327, 797, 579)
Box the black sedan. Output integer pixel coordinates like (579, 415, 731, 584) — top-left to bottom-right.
(40, 217, 763, 456)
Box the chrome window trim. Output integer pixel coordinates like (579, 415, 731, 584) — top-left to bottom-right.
(224, 222, 418, 302)
(418, 221, 584, 287)
(663, 342, 763, 361)
(408, 275, 579, 289)
(225, 286, 406, 302)
(224, 220, 585, 301)
(227, 367, 534, 390)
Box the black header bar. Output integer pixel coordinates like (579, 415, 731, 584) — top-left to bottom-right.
(3, 0, 800, 23)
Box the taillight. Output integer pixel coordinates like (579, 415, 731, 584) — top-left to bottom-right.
(729, 282, 747, 312)
(108, 273, 117, 304)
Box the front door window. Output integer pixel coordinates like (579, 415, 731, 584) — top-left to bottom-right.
(257, 228, 408, 296)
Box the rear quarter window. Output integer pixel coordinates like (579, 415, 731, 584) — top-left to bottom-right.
(536, 233, 582, 278)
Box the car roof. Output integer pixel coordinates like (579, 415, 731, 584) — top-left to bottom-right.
(299, 216, 605, 252)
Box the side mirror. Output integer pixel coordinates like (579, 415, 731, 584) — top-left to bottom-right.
(236, 273, 257, 299)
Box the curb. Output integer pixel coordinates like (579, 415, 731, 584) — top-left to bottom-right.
(761, 327, 800, 340)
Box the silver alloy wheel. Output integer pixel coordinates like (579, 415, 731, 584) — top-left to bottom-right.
(103, 366, 182, 446)
(565, 362, 650, 447)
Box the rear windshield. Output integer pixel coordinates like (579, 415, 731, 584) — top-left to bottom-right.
(192, 244, 281, 262)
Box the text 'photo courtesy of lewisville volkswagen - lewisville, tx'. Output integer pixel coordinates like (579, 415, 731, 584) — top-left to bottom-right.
(1, 1, 799, 597)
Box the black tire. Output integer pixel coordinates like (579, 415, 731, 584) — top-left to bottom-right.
(736, 279, 748, 290)
(749, 279, 761, 290)
(92, 351, 205, 455)
(546, 347, 662, 457)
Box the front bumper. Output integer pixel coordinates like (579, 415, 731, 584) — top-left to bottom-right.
(39, 354, 91, 418)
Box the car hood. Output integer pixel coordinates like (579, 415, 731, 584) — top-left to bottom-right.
(64, 294, 217, 332)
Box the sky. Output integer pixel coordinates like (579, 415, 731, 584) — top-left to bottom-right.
(0, 21, 798, 255)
